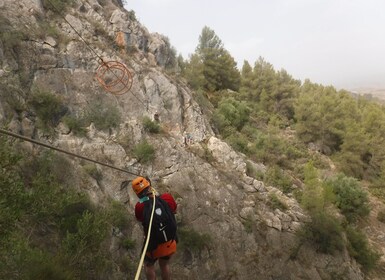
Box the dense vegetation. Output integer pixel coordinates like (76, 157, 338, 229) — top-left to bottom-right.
(0, 138, 137, 279)
(180, 26, 385, 190)
(179, 26, 384, 272)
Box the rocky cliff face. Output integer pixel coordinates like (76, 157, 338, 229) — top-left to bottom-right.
(0, 0, 366, 279)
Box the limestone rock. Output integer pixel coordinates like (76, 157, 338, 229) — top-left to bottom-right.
(44, 36, 57, 48)
(64, 14, 84, 38)
(207, 136, 247, 174)
(109, 9, 129, 31)
(38, 54, 58, 69)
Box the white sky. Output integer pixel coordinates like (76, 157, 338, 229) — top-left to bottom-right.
(124, 0, 385, 90)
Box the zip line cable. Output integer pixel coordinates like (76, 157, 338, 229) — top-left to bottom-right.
(1, 129, 153, 276)
(0, 128, 140, 176)
(44, 0, 145, 104)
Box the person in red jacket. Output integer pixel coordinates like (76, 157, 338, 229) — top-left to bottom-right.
(132, 176, 177, 280)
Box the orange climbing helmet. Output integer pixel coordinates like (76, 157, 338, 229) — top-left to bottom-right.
(132, 176, 151, 196)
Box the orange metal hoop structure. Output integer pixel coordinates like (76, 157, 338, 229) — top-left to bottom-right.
(96, 61, 133, 95)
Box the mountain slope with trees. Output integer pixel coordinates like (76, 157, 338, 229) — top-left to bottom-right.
(180, 26, 385, 277)
(0, 0, 384, 279)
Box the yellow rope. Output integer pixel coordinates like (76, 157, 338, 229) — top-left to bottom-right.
(134, 188, 156, 280)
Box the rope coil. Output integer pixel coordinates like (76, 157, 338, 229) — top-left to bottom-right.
(96, 60, 133, 95)
(44, 0, 146, 101)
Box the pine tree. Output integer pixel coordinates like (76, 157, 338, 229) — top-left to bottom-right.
(295, 83, 348, 154)
(271, 69, 300, 119)
(183, 54, 205, 90)
(195, 26, 240, 91)
(196, 26, 224, 57)
(251, 57, 276, 101)
(240, 60, 253, 97)
(302, 161, 323, 213)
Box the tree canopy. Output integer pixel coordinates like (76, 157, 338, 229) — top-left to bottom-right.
(183, 26, 240, 92)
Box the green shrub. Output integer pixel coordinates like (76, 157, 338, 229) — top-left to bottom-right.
(0, 138, 25, 238)
(245, 161, 263, 180)
(21, 151, 74, 187)
(127, 10, 137, 21)
(245, 161, 255, 177)
(212, 112, 236, 137)
(93, 21, 108, 38)
(44, 23, 61, 39)
(35, 21, 61, 40)
(62, 115, 88, 137)
(369, 185, 385, 204)
(83, 164, 103, 181)
(201, 144, 215, 163)
(178, 227, 211, 253)
(0, 139, 135, 279)
(0, 80, 25, 115)
(346, 226, 380, 271)
(133, 140, 155, 163)
(59, 199, 93, 234)
(286, 144, 306, 160)
(61, 210, 110, 277)
(241, 215, 253, 233)
(107, 200, 130, 230)
(142, 116, 160, 133)
(97, 0, 108, 6)
(212, 98, 250, 137)
(311, 153, 332, 170)
(227, 133, 249, 154)
(121, 238, 135, 250)
(252, 131, 293, 167)
(41, 0, 74, 14)
(327, 174, 370, 223)
(85, 101, 121, 131)
(28, 175, 71, 222)
(16, 152, 77, 221)
(26, 255, 74, 280)
(6, 94, 25, 114)
(0, 16, 27, 51)
(29, 89, 67, 132)
(0, 236, 74, 280)
(299, 212, 344, 254)
(264, 165, 293, 193)
(268, 193, 288, 211)
(62, 211, 108, 253)
(301, 162, 326, 213)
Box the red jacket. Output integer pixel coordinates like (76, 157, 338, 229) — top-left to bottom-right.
(135, 193, 177, 222)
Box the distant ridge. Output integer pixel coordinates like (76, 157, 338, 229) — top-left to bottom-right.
(349, 87, 385, 101)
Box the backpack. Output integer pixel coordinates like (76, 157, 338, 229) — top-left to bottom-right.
(142, 196, 177, 252)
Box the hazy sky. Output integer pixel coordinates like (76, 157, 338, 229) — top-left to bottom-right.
(124, 0, 385, 90)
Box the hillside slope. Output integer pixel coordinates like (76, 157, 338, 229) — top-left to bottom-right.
(0, 0, 380, 279)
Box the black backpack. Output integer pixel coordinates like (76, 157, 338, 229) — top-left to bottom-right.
(142, 196, 177, 252)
